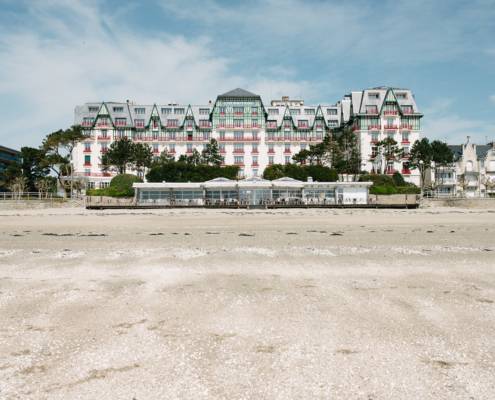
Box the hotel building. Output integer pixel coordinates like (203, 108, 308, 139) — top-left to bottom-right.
(73, 87, 422, 188)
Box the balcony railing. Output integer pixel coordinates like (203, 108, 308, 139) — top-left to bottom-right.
(400, 124, 413, 130)
(97, 136, 111, 140)
(383, 110, 398, 116)
(368, 125, 381, 130)
(384, 125, 398, 130)
(233, 149, 245, 154)
(81, 121, 94, 127)
(401, 169, 411, 175)
(83, 148, 91, 153)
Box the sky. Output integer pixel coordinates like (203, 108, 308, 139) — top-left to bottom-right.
(0, 0, 494, 149)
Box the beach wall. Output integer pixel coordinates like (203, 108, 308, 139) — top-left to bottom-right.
(369, 194, 419, 206)
(0, 199, 83, 209)
(422, 198, 495, 209)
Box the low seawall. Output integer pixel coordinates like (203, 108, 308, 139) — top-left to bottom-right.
(422, 198, 495, 209)
(0, 199, 83, 210)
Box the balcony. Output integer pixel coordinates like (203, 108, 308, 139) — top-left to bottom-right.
(437, 178, 456, 185)
(83, 148, 91, 153)
(233, 149, 245, 154)
(81, 121, 94, 127)
(400, 124, 413, 130)
(370, 139, 379, 144)
(96, 121, 111, 128)
(100, 148, 108, 154)
(114, 121, 127, 127)
(252, 162, 259, 167)
(383, 110, 398, 116)
(384, 125, 398, 130)
(401, 139, 410, 144)
(251, 150, 259, 154)
(83, 162, 91, 167)
(368, 125, 381, 131)
(401, 169, 411, 175)
(284, 149, 292, 154)
(268, 149, 275, 154)
(97, 136, 111, 140)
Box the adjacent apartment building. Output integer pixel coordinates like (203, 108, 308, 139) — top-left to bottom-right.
(73, 87, 422, 189)
(433, 139, 495, 197)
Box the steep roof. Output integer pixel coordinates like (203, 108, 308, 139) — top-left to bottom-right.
(217, 88, 260, 99)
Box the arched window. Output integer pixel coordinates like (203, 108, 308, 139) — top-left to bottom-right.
(465, 160, 473, 172)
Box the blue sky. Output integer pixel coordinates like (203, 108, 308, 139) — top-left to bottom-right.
(1, 0, 494, 148)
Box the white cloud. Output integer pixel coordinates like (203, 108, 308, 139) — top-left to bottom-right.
(422, 97, 493, 144)
(0, 0, 315, 148)
(159, 0, 495, 65)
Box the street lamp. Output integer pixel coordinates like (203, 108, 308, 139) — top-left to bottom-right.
(419, 160, 424, 197)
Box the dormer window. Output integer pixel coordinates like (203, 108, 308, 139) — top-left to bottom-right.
(327, 108, 338, 115)
(366, 105, 378, 114)
(113, 106, 124, 112)
(304, 108, 315, 115)
(115, 117, 126, 126)
(290, 108, 300, 115)
(134, 107, 145, 114)
(368, 93, 380, 99)
(298, 120, 309, 128)
(402, 105, 413, 114)
(199, 108, 210, 115)
(396, 93, 407, 99)
(88, 106, 99, 112)
(268, 108, 279, 115)
(161, 108, 172, 114)
(174, 108, 185, 114)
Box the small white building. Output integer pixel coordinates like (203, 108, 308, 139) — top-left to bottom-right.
(133, 177, 372, 206)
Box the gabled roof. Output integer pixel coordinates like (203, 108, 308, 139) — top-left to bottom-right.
(217, 88, 260, 99)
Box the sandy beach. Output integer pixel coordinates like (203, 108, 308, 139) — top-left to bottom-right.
(1, 207, 494, 399)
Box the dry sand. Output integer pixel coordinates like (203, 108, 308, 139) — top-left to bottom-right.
(0, 207, 494, 399)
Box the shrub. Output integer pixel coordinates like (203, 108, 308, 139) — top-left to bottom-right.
(392, 172, 406, 186)
(146, 162, 239, 182)
(263, 164, 338, 182)
(362, 173, 420, 195)
(86, 174, 142, 197)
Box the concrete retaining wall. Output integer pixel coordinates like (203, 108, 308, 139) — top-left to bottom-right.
(370, 194, 419, 206)
(0, 199, 83, 209)
(422, 198, 495, 209)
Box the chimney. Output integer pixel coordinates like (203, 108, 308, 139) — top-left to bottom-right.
(307, 176, 313, 182)
(282, 96, 289, 102)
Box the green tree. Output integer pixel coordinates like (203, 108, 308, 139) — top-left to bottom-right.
(101, 137, 135, 174)
(132, 142, 153, 178)
(330, 126, 360, 174)
(201, 139, 223, 166)
(146, 161, 239, 183)
(20, 147, 50, 191)
(292, 149, 311, 165)
(187, 149, 203, 166)
(262, 164, 286, 180)
(431, 140, 453, 166)
(409, 138, 433, 193)
(152, 150, 175, 166)
(41, 126, 85, 195)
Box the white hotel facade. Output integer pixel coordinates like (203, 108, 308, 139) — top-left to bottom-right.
(73, 87, 422, 188)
